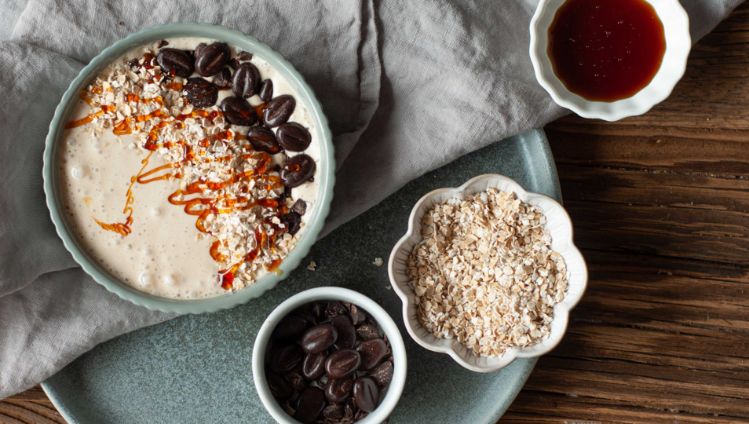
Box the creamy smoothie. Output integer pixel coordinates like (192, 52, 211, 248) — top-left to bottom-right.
(59, 37, 320, 299)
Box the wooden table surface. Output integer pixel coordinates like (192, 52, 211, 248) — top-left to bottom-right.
(2, 4, 748, 424)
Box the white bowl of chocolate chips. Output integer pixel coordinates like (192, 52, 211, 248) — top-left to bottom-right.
(253, 287, 407, 424)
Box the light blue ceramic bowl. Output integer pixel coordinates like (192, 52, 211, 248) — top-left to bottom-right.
(42, 23, 335, 314)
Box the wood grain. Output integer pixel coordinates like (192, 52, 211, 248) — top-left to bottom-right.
(2, 3, 749, 424)
(504, 4, 749, 423)
(0, 387, 63, 424)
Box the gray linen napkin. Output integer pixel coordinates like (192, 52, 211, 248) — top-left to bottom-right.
(0, 0, 742, 397)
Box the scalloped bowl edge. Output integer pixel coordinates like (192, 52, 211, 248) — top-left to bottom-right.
(529, 0, 691, 121)
(387, 174, 588, 372)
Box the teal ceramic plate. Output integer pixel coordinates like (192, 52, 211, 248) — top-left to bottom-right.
(43, 129, 560, 423)
(41, 24, 335, 314)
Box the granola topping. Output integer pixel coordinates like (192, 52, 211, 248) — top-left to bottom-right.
(407, 189, 568, 357)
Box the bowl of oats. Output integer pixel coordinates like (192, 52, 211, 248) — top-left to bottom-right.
(43, 24, 334, 313)
(388, 174, 587, 372)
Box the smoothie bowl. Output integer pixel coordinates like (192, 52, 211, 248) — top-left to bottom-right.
(43, 24, 334, 313)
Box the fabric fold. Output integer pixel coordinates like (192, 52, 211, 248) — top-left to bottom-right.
(1, 0, 382, 397)
(0, 42, 82, 297)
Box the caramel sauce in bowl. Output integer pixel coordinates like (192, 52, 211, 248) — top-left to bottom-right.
(529, 0, 691, 121)
(42, 24, 335, 313)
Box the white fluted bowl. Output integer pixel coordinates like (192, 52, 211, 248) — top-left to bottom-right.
(388, 174, 587, 372)
(529, 0, 691, 121)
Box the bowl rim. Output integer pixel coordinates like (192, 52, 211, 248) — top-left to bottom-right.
(252, 287, 408, 424)
(41, 23, 335, 314)
(529, 0, 691, 121)
(387, 173, 588, 372)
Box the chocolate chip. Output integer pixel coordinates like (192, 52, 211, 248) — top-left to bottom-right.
(349, 304, 367, 326)
(281, 154, 316, 188)
(271, 344, 303, 373)
(156, 48, 194, 78)
(263, 95, 296, 127)
(356, 324, 381, 341)
(281, 212, 302, 236)
(291, 199, 307, 216)
(301, 324, 338, 354)
(286, 371, 307, 392)
(156, 39, 169, 48)
(302, 352, 326, 380)
(294, 387, 325, 424)
(259, 79, 273, 102)
(331, 315, 356, 350)
(358, 339, 389, 370)
(326, 301, 348, 318)
(238, 51, 253, 61)
(212, 68, 232, 90)
(267, 371, 293, 400)
(352, 377, 379, 413)
(276, 122, 311, 152)
(322, 404, 344, 420)
(247, 126, 281, 154)
(343, 401, 355, 420)
(232, 62, 260, 98)
(325, 349, 361, 379)
(194, 42, 230, 76)
(312, 303, 325, 322)
(295, 303, 321, 325)
(369, 360, 394, 388)
(272, 314, 309, 341)
(183, 78, 218, 108)
(220, 96, 257, 126)
(325, 378, 354, 403)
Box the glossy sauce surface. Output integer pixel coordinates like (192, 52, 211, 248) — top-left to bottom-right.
(548, 0, 666, 101)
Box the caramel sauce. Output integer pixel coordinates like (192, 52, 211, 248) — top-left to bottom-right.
(220, 265, 237, 290)
(142, 53, 155, 70)
(93, 151, 154, 236)
(175, 109, 223, 122)
(210, 240, 228, 262)
(113, 117, 133, 135)
(64, 110, 103, 129)
(66, 54, 287, 290)
(136, 162, 181, 184)
(80, 92, 94, 106)
(267, 258, 282, 272)
(165, 82, 183, 91)
(548, 0, 665, 101)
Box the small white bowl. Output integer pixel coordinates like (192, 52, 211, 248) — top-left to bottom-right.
(388, 174, 587, 372)
(529, 0, 691, 121)
(252, 287, 407, 424)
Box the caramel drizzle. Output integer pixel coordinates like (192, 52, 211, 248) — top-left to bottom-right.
(162, 150, 285, 287)
(65, 60, 287, 288)
(94, 151, 154, 236)
(66, 95, 166, 131)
